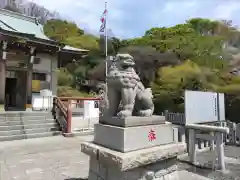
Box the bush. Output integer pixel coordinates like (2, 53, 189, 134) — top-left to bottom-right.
(57, 86, 92, 97)
(57, 68, 73, 86)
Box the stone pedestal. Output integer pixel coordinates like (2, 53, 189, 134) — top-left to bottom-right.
(94, 123, 178, 152)
(81, 116, 186, 180)
(82, 142, 186, 180)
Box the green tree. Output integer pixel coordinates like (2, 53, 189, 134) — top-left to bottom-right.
(153, 61, 220, 113)
(57, 68, 73, 86)
(44, 19, 84, 42)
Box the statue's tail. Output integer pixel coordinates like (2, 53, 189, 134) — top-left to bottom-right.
(145, 88, 153, 98)
(138, 88, 154, 116)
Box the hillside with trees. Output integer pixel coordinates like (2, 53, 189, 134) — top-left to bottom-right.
(2, 1, 240, 122)
(44, 17, 240, 122)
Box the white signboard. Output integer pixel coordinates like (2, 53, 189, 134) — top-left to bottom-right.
(83, 101, 99, 119)
(32, 94, 53, 110)
(185, 90, 225, 124)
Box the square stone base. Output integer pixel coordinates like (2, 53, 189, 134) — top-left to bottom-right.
(94, 123, 178, 152)
(81, 142, 186, 180)
(99, 115, 165, 127)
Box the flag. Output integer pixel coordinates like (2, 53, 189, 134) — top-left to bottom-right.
(99, 9, 107, 32)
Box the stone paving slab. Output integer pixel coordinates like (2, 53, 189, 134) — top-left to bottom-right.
(177, 147, 240, 180)
(0, 136, 93, 180)
(0, 136, 240, 180)
(164, 170, 212, 180)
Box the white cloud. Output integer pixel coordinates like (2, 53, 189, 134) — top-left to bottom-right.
(30, 0, 240, 38)
(213, 1, 240, 19)
(29, 0, 70, 11)
(31, 0, 124, 36)
(162, 1, 199, 13)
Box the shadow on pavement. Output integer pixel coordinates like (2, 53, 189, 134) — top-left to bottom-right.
(65, 178, 87, 180)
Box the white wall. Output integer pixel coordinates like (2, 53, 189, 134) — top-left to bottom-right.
(33, 53, 57, 73)
(33, 53, 58, 96)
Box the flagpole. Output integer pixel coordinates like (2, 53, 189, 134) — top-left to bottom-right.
(104, 1, 108, 103)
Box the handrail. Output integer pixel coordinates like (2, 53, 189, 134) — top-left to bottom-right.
(186, 124, 229, 134)
(53, 97, 69, 133)
(186, 124, 229, 170)
(53, 96, 101, 135)
(54, 97, 67, 118)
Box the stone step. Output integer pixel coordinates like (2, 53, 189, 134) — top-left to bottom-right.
(0, 131, 61, 141)
(0, 116, 53, 122)
(0, 112, 52, 118)
(0, 127, 60, 136)
(0, 122, 59, 131)
(0, 119, 56, 126)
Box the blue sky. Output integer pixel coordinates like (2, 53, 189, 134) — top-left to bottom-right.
(32, 0, 240, 39)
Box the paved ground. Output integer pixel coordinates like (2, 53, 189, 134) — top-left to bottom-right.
(177, 146, 240, 180)
(0, 136, 240, 180)
(0, 136, 93, 180)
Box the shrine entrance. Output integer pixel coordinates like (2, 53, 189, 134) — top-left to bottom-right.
(4, 70, 27, 111)
(5, 77, 17, 110)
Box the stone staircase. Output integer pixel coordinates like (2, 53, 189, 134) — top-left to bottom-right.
(0, 111, 61, 141)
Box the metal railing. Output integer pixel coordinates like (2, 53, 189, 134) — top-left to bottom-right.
(165, 111, 240, 146)
(186, 124, 229, 170)
(165, 110, 185, 125)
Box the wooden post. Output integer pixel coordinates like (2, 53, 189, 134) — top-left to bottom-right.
(26, 47, 35, 110)
(188, 129, 196, 163)
(0, 59, 5, 111)
(67, 100, 72, 134)
(0, 41, 7, 111)
(216, 132, 225, 170)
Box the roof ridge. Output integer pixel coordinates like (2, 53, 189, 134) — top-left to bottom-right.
(0, 8, 39, 25)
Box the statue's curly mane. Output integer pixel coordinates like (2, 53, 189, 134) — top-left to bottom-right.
(106, 53, 154, 118)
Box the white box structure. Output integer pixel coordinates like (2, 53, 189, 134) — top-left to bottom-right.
(185, 90, 225, 124)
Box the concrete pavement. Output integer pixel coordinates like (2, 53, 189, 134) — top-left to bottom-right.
(0, 135, 93, 180)
(1, 135, 240, 180)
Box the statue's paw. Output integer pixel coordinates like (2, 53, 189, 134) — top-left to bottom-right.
(144, 171, 155, 180)
(117, 110, 131, 119)
(138, 109, 153, 117)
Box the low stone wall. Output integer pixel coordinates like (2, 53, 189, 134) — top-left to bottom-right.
(82, 142, 186, 180)
(89, 156, 178, 180)
(71, 117, 99, 132)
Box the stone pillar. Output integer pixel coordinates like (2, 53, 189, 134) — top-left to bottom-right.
(25, 47, 36, 111)
(216, 132, 225, 170)
(188, 129, 196, 164)
(0, 41, 7, 111)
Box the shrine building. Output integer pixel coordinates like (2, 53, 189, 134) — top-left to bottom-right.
(0, 8, 88, 111)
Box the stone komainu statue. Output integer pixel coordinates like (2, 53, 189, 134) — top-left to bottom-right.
(106, 53, 154, 118)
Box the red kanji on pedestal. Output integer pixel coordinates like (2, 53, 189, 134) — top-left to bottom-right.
(148, 129, 156, 141)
